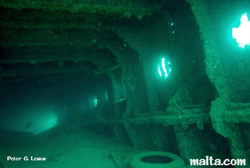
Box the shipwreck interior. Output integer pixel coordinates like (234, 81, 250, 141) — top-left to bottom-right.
(0, 0, 250, 167)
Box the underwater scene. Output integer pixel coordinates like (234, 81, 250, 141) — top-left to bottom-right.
(0, 0, 249, 167)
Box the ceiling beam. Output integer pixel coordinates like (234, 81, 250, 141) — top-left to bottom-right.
(0, 1, 159, 21)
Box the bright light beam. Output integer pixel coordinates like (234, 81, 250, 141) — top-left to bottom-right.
(161, 58, 168, 77)
(94, 98, 97, 107)
(232, 13, 250, 48)
(158, 58, 171, 78)
(158, 65, 162, 77)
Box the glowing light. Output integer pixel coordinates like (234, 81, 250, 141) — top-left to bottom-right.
(158, 58, 171, 78)
(158, 65, 162, 76)
(94, 98, 97, 107)
(1, 108, 58, 135)
(161, 58, 167, 77)
(232, 13, 250, 48)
